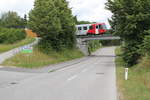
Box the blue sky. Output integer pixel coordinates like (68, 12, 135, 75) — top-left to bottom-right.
(0, 0, 112, 28)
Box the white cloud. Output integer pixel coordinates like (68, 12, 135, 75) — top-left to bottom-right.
(0, 0, 112, 28)
(0, 0, 34, 17)
(67, 0, 112, 28)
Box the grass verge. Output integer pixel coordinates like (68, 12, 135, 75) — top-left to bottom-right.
(0, 37, 35, 53)
(115, 47, 150, 100)
(2, 48, 84, 68)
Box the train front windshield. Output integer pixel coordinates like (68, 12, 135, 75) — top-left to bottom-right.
(99, 24, 107, 30)
(102, 24, 107, 30)
(89, 26, 93, 29)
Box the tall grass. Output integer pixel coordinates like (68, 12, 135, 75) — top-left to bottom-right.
(2, 48, 84, 68)
(0, 37, 35, 53)
(88, 40, 102, 53)
(115, 47, 150, 100)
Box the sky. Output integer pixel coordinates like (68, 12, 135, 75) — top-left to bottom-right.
(0, 0, 112, 28)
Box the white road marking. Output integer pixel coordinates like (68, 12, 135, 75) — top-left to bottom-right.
(67, 75, 78, 81)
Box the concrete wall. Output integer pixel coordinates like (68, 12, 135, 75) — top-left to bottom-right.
(76, 38, 89, 56)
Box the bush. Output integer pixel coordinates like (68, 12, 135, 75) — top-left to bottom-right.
(122, 41, 141, 67)
(88, 40, 101, 54)
(0, 28, 26, 44)
(100, 40, 121, 46)
(142, 35, 150, 56)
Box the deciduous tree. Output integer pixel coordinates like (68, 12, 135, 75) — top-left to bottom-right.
(28, 0, 76, 51)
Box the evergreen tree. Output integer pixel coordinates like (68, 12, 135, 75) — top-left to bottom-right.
(23, 14, 27, 28)
(106, 0, 150, 66)
(73, 16, 78, 24)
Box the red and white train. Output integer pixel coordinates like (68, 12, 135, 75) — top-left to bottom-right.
(76, 23, 107, 36)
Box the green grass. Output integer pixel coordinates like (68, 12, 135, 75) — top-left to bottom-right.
(115, 47, 150, 100)
(0, 37, 35, 53)
(2, 48, 84, 68)
(90, 44, 102, 52)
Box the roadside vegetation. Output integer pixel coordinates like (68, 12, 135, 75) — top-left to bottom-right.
(100, 40, 121, 46)
(115, 47, 150, 100)
(88, 40, 102, 53)
(0, 37, 35, 53)
(106, 0, 150, 67)
(0, 28, 26, 44)
(2, 48, 83, 68)
(0, 11, 33, 53)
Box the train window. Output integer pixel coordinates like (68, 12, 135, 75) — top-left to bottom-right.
(83, 26, 87, 30)
(78, 27, 82, 30)
(102, 25, 107, 29)
(89, 26, 93, 29)
(99, 25, 103, 29)
(96, 25, 99, 29)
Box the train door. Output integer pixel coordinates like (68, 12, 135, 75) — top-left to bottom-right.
(76, 26, 82, 35)
(95, 25, 99, 34)
(82, 26, 88, 35)
(98, 24, 107, 34)
(77, 26, 87, 35)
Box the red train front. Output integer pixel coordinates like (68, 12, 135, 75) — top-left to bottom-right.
(76, 23, 107, 36)
(87, 23, 107, 35)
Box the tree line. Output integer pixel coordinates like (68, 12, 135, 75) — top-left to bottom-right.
(0, 11, 26, 44)
(106, 0, 150, 67)
(0, 11, 27, 28)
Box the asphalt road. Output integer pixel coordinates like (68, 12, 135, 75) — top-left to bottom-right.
(0, 47, 117, 100)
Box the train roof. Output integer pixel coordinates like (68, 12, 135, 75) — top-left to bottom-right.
(76, 23, 105, 27)
(76, 24, 92, 27)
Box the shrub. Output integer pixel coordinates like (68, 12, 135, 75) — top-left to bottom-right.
(88, 40, 101, 54)
(142, 35, 150, 56)
(100, 40, 121, 46)
(0, 28, 26, 44)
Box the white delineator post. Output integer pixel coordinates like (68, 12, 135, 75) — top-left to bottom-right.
(125, 68, 128, 80)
